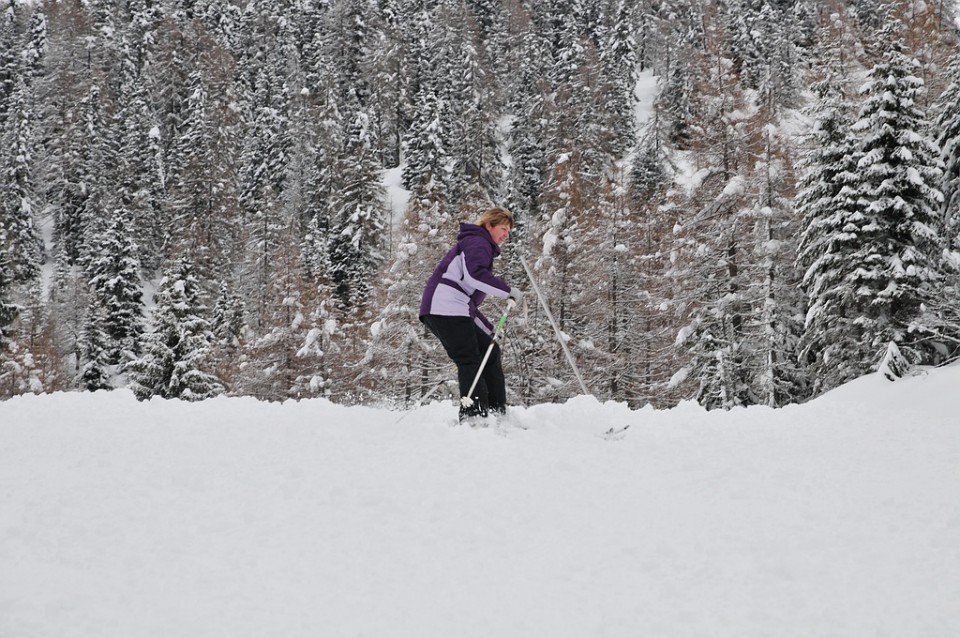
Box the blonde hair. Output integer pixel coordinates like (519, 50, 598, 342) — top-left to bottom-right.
(476, 207, 514, 229)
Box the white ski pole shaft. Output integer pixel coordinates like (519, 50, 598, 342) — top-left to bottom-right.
(461, 300, 514, 408)
(519, 256, 590, 396)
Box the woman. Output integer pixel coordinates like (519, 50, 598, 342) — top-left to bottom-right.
(419, 207, 523, 422)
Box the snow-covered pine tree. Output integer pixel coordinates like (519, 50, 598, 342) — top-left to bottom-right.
(209, 279, 245, 390)
(0, 254, 19, 361)
(363, 0, 407, 167)
(128, 259, 223, 401)
(846, 16, 945, 369)
(435, 0, 501, 215)
(796, 24, 873, 394)
(113, 24, 167, 272)
(328, 0, 376, 111)
(651, 7, 703, 150)
(23, 5, 46, 82)
(239, 37, 293, 328)
(0, 76, 43, 286)
(0, 254, 22, 397)
(598, 0, 638, 159)
(401, 7, 449, 207)
(328, 109, 386, 311)
(503, 18, 549, 241)
(300, 209, 342, 400)
(936, 51, 960, 251)
(86, 210, 144, 363)
(726, 0, 799, 108)
(195, 0, 245, 52)
(520, 1, 594, 403)
(45, 70, 102, 268)
(0, 0, 22, 117)
(211, 281, 245, 353)
(922, 49, 960, 359)
(76, 304, 112, 391)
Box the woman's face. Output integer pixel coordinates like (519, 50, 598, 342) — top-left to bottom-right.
(484, 222, 511, 246)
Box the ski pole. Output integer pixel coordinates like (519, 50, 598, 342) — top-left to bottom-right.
(519, 256, 590, 396)
(461, 299, 515, 408)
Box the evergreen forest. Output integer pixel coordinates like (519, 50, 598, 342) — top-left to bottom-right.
(2, 0, 960, 409)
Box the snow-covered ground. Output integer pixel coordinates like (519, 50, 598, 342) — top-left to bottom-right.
(2, 365, 959, 638)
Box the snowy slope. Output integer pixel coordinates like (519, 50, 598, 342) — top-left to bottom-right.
(2, 366, 959, 638)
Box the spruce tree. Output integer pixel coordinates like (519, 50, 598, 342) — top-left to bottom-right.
(76, 305, 113, 391)
(436, 0, 501, 213)
(0, 254, 21, 396)
(86, 210, 145, 362)
(328, 109, 386, 310)
(211, 281, 245, 352)
(240, 51, 293, 326)
(0, 76, 43, 285)
(796, 39, 871, 393)
(0, 256, 19, 355)
(128, 259, 223, 401)
(847, 19, 945, 367)
(935, 51, 960, 250)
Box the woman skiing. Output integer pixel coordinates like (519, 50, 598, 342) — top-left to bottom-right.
(420, 207, 523, 422)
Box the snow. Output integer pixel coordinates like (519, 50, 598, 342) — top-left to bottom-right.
(633, 69, 657, 131)
(382, 165, 410, 227)
(2, 365, 960, 638)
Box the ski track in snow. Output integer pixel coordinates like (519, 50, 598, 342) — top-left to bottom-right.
(2, 367, 959, 638)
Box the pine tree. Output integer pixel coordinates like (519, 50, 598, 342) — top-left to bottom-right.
(113, 25, 167, 271)
(0, 255, 19, 356)
(328, 109, 386, 310)
(128, 259, 223, 401)
(436, 0, 501, 213)
(796, 34, 872, 393)
(76, 305, 113, 391)
(401, 7, 449, 206)
(846, 18, 945, 367)
(209, 279, 246, 390)
(0, 1, 20, 119)
(0, 76, 43, 285)
(24, 6, 47, 82)
(922, 50, 960, 359)
(211, 280, 245, 352)
(936, 51, 960, 250)
(504, 23, 548, 235)
(299, 224, 341, 400)
(86, 210, 145, 362)
(240, 46, 293, 326)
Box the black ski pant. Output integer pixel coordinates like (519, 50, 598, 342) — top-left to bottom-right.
(421, 314, 506, 416)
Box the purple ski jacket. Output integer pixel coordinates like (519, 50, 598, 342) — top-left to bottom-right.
(419, 223, 512, 333)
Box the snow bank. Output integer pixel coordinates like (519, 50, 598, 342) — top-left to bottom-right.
(2, 366, 959, 638)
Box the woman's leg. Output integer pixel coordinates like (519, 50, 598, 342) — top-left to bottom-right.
(475, 325, 506, 414)
(422, 315, 489, 416)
